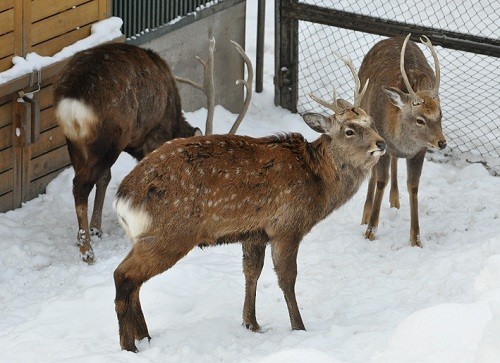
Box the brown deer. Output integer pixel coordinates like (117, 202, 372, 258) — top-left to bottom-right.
(53, 42, 202, 263)
(359, 34, 447, 247)
(112, 56, 386, 352)
(53, 40, 253, 264)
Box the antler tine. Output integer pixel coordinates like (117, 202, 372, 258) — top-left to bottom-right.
(333, 51, 369, 107)
(333, 52, 360, 99)
(228, 40, 254, 135)
(400, 34, 421, 103)
(420, 35, 441, 96)
(309, 85, 343, 114)
(175, 36, 216, 135)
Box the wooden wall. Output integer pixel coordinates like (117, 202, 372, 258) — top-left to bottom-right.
(0, 0, 111, 212)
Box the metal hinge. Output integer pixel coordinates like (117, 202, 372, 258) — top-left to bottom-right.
(274, 66, 291, 88)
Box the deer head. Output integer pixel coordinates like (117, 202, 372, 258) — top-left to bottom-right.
(382, 34, 446, 151)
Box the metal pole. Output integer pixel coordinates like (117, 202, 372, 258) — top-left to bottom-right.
(256, 0, 266, 92)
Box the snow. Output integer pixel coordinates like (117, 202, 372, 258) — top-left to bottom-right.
(1, 2, 500, 362)
(0, 17, 123, 85)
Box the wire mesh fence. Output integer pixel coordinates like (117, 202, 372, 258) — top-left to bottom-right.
(282, 0, 500, 174)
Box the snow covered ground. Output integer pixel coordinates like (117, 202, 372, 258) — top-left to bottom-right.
(1, 1, 500, 362)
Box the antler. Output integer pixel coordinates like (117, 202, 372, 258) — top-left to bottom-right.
(175, 36, 216, 135)
(420, 35, 441, 96)
(176, 37, 253, 135)
(400, 34, 422, 105)
(309, 85, 343, 115)
(309, 52, 369, 113)
(334, 52, 369, 107)
(228, 40, 254, 135)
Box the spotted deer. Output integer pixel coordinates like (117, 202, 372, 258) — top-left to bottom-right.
(53, 39, 252, 263)
(112, 55, 386, 352)
(359, 34, 447, 247)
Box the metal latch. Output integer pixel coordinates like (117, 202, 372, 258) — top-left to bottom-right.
(274, 66, 292, 88)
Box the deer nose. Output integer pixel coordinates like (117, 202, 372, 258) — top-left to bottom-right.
(438, 140, 447, 150)
(376, 140, 386, 151)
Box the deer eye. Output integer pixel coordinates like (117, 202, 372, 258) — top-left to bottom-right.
(345, 129, 355, 136)
(416, 118, 426, 126)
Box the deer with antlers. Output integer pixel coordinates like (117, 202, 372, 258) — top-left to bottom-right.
(112, 53, 386, 352)
(54, 39, 252, 263)
(359, 34, 447, 247)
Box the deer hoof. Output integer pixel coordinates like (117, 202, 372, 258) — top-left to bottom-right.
(364, 227, 376, 240)
(411, 236, 422, 248)
(243, 322, 262, 332)
(90, 227, 103, 238)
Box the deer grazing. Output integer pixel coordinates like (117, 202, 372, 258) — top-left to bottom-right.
(53, 42, 201, 263)
(359, 34, 447, 247)
(53, 39, 252, 264)
(112, 55, 386, 352)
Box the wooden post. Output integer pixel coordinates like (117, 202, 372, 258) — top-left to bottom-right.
(274, 0, 298, 113)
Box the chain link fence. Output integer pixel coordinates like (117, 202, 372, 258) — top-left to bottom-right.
(278, 0, 500, 174)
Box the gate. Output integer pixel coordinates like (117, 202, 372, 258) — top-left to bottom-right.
(275, 0, 500, 174)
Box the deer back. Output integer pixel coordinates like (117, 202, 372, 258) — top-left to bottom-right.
(53, 42, 195, 160)
(359, 36, 445, 157)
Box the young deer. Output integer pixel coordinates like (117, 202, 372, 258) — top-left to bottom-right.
(53, 43, 201, 263)
(112, 56, 386, 352)
(359, 34, 447, 247)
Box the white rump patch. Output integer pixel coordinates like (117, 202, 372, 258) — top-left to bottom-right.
(113, 198, 152, 242)
(55, 98, 98, 141)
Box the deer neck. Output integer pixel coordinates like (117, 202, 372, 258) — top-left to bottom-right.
(313, 135, 370, 212)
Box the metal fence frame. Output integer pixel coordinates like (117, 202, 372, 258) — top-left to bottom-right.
(274, 0, 500, 174)
(112, 0, 246, 44)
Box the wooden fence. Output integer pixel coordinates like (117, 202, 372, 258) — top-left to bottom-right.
(0, 0, 112, 212)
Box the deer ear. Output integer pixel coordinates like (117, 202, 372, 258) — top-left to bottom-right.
(336, 99, 352, 109)
(383, 86, 410, 109)
(302, 112, 331, 134)
(193, 128, 203, 136)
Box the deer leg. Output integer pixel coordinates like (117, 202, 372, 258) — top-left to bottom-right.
(114, 239, 193, 352)
(407, 151, 425, 247)
(271, 240, 305, 331)
(90, 168, 111, 237)
(72, 174, 95, 263)
(242, 240, 266, 332)
(362, 166, 377, 224)
(389, 156, 400, 209)
(365, 154, 390, 240)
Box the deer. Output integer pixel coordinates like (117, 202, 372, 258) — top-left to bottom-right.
(112, 55, 386, 352)
(359, 34, 447, 247)
(53, 39, 252, 264)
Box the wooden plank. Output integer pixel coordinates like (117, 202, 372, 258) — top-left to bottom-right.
(31, 1, 99, 46)
(0, 124, 12, 150)
(31, 0, 91, 22)
(0, 55, 13, 72)
(0, 101, 12, 128)
(0, 147, 12, 172)
(0, 191, 14, 213)
(40, 107, 57, 132)
(31, 25, 92, 57)
(0, 168, 13, 194)
(0, 32, 14, 59)
(0, 8, 14, 34)
(98, 0, 110, 19)
(30, 144, 70, 181)
(31, 125, 67, 158)
(0, 0, 14, 13)
(27, 165, 67, 200)
(13, 0, 22, 56)
(37, 84, 53, 110)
